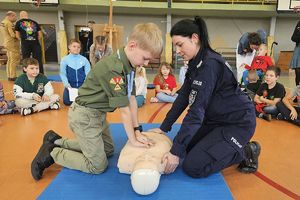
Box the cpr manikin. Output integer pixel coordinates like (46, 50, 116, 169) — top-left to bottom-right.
(117, 132, 172, 195)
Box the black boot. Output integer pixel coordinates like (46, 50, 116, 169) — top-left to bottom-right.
(31, 142, 58, 180)
(43, 130, 62, 144)
(238, 141, 261, 173)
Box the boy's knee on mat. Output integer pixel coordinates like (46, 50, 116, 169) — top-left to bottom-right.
(89, 159, 108, 174)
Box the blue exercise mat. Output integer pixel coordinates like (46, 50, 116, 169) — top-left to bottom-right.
(38, 124, 233, 200)
(47, 75, 61, 82)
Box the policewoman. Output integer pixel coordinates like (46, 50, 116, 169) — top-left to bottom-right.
(151, 16, 260, 177)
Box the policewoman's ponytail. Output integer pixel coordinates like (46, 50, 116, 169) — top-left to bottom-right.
(170, 16, 216, 53)
(193, 16, 213, 52)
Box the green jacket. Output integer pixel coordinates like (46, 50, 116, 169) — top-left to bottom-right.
(76, 47, 136, 112)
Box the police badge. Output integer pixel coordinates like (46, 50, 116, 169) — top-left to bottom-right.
(189, 89, 197, 106)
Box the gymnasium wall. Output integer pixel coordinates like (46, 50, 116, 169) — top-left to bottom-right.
(0, 10, 298, 64)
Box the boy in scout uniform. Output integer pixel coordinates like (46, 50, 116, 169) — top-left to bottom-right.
(31, 23, 164, 180)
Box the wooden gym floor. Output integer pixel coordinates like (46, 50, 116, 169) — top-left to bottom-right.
(0, 80, 299, 200)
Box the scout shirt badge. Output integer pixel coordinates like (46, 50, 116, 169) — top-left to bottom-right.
(110, 76, 124, 91)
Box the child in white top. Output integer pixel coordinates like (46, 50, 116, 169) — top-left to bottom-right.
(13, 58, 60, 116)
(179, 60, 188, 86)
(135, 66, 147, 107)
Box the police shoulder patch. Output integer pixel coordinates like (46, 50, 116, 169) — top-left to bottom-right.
(189, 89, 197, 106)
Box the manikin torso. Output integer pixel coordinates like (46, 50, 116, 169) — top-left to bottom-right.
(118, 132, 172, 174)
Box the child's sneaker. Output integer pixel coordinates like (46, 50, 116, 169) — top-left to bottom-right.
(276, 113, 284, 120)
(150, 97, 159, 103)
(258, 113, 271, 122)
(21, 107, 33, 116)
(50, 102, 60, 110)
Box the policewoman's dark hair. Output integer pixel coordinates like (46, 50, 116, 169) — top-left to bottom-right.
(170, 16, 216, 53)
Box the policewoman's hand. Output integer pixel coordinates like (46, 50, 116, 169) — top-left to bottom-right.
(162, 152, 179, 174)
(147, 128, 165, 134)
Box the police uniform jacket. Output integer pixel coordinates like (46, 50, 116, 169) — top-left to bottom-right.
(160, 49, 256, 158)
(76, 48, 136, 112)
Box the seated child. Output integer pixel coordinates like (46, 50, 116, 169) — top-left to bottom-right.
(13, 58, 60, 116)
(0, 81, 16, 114)
(151, 62, 178, 103)
(118, 131, 172, 195)
(135, 66, 147, 108)
(276, 85, 300, 126)
(245, 69, 261, 100)
(254, 66, 285, 121)
(89, 35, 113, 67)
(178, 60, 188, 86)
(60, 39, 91, 105)
(242, 43, 274, 85)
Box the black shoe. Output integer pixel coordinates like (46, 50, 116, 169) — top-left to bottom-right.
(31, 142, 57, 180)
(43, 130, 62, 144)
(259, 113, 271, 122)
(276, 113, 284, 120)
(238, 141, 261, 173)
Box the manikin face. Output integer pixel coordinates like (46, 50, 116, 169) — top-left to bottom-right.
(69, 42, 81, 55)
(264, 70, 278, 85)
(172, 34, 200, 61)
(24, 64, 39, 78)
(256, 45, 268, 56)
(161, 65, 170, 77)
(127, 41, 154, 67)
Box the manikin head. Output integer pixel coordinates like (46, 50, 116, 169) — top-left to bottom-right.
(117, 132, 172, 195)
(130, 156, 161, 195)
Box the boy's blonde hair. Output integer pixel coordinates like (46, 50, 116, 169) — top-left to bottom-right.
(128, 23, 163, 58)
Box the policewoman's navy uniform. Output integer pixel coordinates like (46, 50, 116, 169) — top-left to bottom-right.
(160, 49, 256, 178)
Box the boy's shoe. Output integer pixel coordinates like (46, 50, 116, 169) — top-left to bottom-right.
(258, 113, 271, 122)
(43, 130, 62, 144)
(31, 142, 58, 180)
(21, 107, 34, 116)
(50, 102, 60, 110)
(238, 141, 261, 173)
(276, 113, 284, 120)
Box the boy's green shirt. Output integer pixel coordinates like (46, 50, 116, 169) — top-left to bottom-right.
(76, 47, 136, 112)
